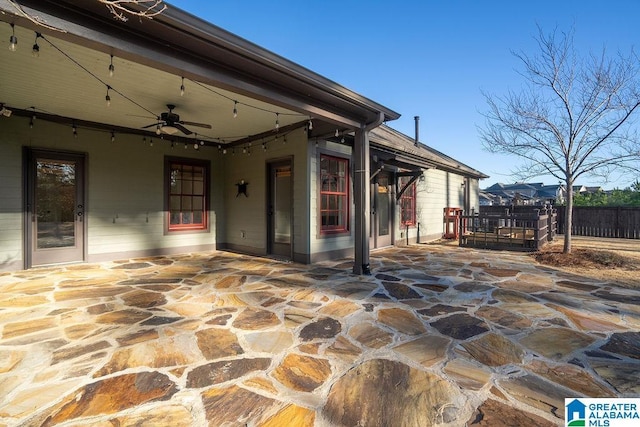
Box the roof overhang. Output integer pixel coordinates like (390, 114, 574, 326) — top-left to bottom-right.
(0, 0, 399, 134)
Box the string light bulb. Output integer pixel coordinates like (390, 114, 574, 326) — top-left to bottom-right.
(108, 54, 115, 77)
(105, 86, 111, 107)
(233, 101, 238, 118)
(180, 77, 185, 96)
(275, 113, 280, 130)
(72, 122, 78, 138)
(156, 122, 161, 135)
(335, 129, 339, 138)
(194, 143, 199, 150)
(184, 143, 188, 149)
(149, 138, 153, 147)
(9, 23, 17, 52)
(110, 131, 115, 142)
(222, 148, 227, 154)
(32, 33, 40, 57)
(308, 118, 313, 131)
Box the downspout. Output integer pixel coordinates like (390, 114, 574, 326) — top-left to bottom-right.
(353, 112, 385, 275)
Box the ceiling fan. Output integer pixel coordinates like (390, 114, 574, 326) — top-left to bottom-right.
(142, 104, 211, 135)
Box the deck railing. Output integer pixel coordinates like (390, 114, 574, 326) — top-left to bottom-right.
(459, 207, 557, 251)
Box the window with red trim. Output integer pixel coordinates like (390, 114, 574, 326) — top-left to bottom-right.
(166, 158, 208, 231)
(399, 176, 416, 226)
(319, 155, 349, 233)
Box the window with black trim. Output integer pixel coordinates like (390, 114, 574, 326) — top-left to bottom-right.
(319, 154, 349, 233)
(399, 176, 416, 226)
(166, 158, 208, 231)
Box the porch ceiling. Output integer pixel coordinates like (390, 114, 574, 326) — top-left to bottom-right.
(0, 0, 399, 145)
(0, 22, 305, 144)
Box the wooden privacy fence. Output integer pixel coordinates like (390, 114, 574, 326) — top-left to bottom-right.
(555, 206, 640, 239)
(459, 207, 557, 251)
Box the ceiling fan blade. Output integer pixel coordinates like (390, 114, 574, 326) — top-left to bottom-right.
(141, 123, 160, 129)
(174, 123, 193, 135)
(180, 121, 212, 129)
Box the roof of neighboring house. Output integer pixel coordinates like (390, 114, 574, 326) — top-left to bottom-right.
(368, 125, 489, 179)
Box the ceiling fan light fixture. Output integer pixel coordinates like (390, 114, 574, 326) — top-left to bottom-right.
(161, 125, 179, 135)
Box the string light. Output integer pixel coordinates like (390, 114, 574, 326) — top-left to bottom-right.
(29, 108, 35, 128)
(262, 142, 267, 151)
(335, 129, 339, 138)
(72, 122, 78, 138)
(184, 143, 188, 149)
(308, 118, 313, 131)
(180, 77, 185, 96)
(105, 86, 111, 107)
(194, 143, 199, 150)
(9, 23, 17, 52)
(341, 132, 345, 144)
(110, 131, 115, 142)
(142, 136, 147, 145)
(20, 33, 314, 147)
(149, 137, 153, 147)
(32, 33, 40, 57)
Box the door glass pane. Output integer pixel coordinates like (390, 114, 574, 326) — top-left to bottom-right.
(36, 159, 76, 248)
(378, 176, 390, 236)
(274, 167, 291, 244)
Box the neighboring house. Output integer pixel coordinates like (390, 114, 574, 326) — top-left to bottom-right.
(0, 1, 486, 273)
(483, 182, 565, 205)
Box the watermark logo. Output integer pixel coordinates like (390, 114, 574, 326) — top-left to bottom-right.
(565, 398, 640, 427)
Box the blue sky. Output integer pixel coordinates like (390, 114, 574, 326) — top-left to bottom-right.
(169, 1, 640, 188)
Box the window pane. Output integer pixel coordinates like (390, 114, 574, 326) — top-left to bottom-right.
(182, 212, 192, 224)
(182, 196, 192, 210)
(182, 179, 193, 194)
(170, 196, 181, 210)
(170, 211, 180, 224)
(319, 155, 349, 233)
(193, 197, 203, 210)
(167, 160, 208, 231)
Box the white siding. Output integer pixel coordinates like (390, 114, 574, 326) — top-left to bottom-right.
(0, 121, 24, 269)
(398, 168, 467, 242)
(222, 130, 309, 256)
(0, 117, 222, 269)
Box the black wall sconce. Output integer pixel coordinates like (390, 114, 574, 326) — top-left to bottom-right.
(236, 179, 248, 197)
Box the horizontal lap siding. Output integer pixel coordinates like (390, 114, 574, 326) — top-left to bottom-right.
(0, 127, 23, 269)
(412, 169, 466, 240)
(2, 118, 221, 268)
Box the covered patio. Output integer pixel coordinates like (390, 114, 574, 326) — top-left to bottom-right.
(1, 244, 638, 426)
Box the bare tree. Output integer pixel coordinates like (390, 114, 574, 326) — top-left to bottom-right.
(479, 26, 640, 253)
(98, 0, 166, 21)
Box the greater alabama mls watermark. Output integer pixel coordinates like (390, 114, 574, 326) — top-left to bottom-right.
(566, 398, 640, 427)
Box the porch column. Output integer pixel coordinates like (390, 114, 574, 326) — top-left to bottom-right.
(353, 113, 384, 275)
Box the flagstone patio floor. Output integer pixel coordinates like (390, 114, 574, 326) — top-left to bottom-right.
(1, 244, 639, 426)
